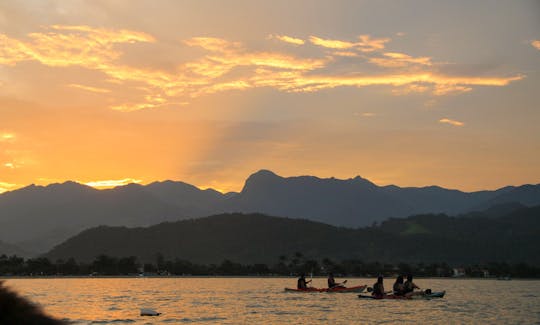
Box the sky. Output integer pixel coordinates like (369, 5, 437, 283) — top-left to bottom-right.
(0, 0, 539, 193)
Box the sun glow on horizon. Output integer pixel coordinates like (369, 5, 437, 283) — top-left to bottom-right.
(84, 178, 143, 188)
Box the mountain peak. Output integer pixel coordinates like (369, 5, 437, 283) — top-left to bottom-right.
(251, 169, 279, 178)
(242, 170, 282, 191)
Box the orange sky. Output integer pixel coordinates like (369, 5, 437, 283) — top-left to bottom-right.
(1, 1, 539, 193)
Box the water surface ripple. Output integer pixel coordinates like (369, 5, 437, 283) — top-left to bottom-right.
(5, 277, 540, 324)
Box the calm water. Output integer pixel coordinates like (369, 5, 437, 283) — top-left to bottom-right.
(4, 277, 540, 324)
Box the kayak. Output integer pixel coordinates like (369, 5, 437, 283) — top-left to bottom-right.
(358, 291, 446, 300)
(418, 291, 445, 299)
(285, 285, 366, 293)
(358, 294, 409, 300)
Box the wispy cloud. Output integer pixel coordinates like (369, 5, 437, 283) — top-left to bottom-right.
(67, 84, 111, 93)
(85, 178, 142, 188)
(0, 26, 524, 112)
(309, 34, 390, 52)
(532, 40, 540, 50)
(271, 34, 305, 45)
(309, 36, 356, 49)
(370, 52, 432, 68)
(439, 118, 465, 127)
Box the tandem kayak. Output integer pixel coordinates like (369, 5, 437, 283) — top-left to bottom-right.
(358, 291, 446, 299)
(285, 285, 367, 293)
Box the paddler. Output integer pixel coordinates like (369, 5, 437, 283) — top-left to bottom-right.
(327, 272, 345, 288)
(297, 273, 312, 289)
(392, 275, 405, 296)
(372, 275, 385, 298)
(404, 274, 422, 297)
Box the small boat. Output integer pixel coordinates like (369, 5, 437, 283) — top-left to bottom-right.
(358, 290, 446, 300)
(284, 285, 367, 293)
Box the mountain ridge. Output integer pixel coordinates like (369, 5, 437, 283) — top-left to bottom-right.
(1, 170, 539, 255)
(45, 206, 540, 265)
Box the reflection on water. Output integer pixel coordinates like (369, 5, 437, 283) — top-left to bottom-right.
(4, 277, 540, 324)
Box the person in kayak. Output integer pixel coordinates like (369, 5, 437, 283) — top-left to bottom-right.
(327, 272, 345, 288)
(372, 275, 385, 297)
(404, 274, 421, 297)
(393, 275, 405, 296)
(297, 273, 312, 289)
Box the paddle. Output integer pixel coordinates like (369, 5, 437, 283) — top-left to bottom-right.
(328, 279, 347, 290)
(337, 279, 347, 287)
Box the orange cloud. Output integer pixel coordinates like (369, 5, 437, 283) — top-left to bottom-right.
(439, 118, 464, 127)
(356, 34, 390, 52)
(67, 84, 111, 93)
(0, 25, 154, 68)
(309, 36, 356, 49)
(309, 34, 389, 52)
(370, 52, 432, 68)
(271, 34, 305, 45)
(532, 40, 540, 50)
(0, 27, 525, 111)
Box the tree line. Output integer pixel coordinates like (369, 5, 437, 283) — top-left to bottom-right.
(1, 253, 539, 278)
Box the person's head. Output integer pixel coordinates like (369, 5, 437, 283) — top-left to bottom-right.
(407, 274, 413, 281)
(377, 275, 383, 284)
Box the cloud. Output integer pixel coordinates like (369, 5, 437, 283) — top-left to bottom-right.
(439, 118, 464, 127)
(0, 25, 154, 68)
(309, 34, 390, 52)
(0, 132, 16, 142)
(370, 52, 432, 68)
(433, 84, 472, 96)
(356, 35, 390, 52)
(85, 178, 142, 188)
(532, 40, 540, 50)
(0, 181, 18, 193)
(309, 36, 356, 49)
(271, 34, 305, 45)
(67, 84, 111, 93)
(0, 26, 525, 112)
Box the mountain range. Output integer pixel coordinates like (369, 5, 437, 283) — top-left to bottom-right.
(1, 170, 539, 254)
(45, 206, 540, 265)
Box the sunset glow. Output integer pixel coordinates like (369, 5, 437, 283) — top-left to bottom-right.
(0, 1, 539, 193)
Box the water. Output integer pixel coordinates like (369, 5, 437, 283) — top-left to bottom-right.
(3, 277, 540, 324)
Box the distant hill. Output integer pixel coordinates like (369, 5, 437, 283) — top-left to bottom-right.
(46, 206, 540, 266)
(1, 170, 539, 254)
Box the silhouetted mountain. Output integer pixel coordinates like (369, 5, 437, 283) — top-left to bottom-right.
(220, 170, 410, 225)
(1, 170, 539, 254)
(219, 170, 540, 226)
(0, 182, 196, 253)
(46, 206, 540, 265)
